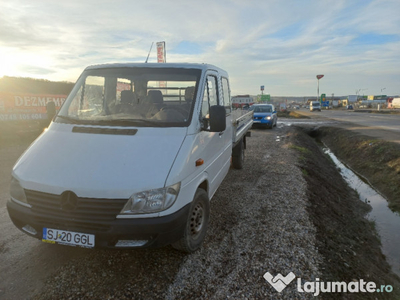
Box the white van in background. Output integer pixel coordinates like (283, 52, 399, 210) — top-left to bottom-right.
(310, 101, 321, 112)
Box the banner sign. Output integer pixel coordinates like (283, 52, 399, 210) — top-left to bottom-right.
(0, 92, 67, 121)
(156, 41, 166, 63)
(156, 41, 166, 87)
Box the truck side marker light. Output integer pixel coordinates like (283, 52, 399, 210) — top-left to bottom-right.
(196, 159, 204, 167)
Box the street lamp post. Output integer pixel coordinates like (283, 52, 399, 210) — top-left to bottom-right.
(260, 85, 264, 103)
(361, 88, 368, 98)
(316, 75, 324, 103)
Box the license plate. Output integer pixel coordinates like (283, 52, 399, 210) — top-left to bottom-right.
(253, 120, 261, 123)
(42, 228, 95, 248)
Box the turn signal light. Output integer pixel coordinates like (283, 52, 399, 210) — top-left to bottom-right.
(196, 159, 204, 167)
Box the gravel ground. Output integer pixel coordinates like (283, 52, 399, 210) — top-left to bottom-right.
(30, 125, 322, 300)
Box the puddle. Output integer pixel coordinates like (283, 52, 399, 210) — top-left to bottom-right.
(323, 147, 400, 276)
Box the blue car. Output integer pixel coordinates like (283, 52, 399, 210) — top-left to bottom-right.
(249, 104, 277, 129)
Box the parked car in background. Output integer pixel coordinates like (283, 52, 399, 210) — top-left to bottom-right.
(346, 105, 354, 110)
(310, 101, 321, 112)
(249, 104, 277, 129)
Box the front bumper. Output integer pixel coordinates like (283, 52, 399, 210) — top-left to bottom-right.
(7, 198, 190, 249)
(253, 117, 273, 126)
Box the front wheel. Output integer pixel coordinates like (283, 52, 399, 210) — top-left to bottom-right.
(172, 189, 210, 253)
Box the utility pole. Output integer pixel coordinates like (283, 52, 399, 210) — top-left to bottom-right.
(316, 75, 324, 103)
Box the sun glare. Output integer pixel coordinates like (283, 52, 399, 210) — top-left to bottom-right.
(0, 49, 19, 78)
(0, 47, 54, 79)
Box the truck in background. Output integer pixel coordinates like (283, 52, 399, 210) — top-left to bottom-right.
(348, 95, 358, 103)
(388, 97, 400, 109)
(0, 77, 74, 137)
(7, 63, 253, 253)
(231, 95, 254, 109)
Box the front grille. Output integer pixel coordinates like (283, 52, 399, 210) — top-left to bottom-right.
(26, 190, 128, 232)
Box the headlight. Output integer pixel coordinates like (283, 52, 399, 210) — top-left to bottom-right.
(10, 177, 31, 208)
(264, 116, 272, 120)
(120, 183, 181, 214)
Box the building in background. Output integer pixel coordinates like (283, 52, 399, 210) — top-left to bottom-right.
(231, 95, 254, 109)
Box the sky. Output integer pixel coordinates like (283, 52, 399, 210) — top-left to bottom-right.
(1, 0, 399, 97)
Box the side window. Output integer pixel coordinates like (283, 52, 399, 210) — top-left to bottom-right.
(201, 75, 219, 119)
(221, 77, 231, 113)
(208, 76, 218, 107)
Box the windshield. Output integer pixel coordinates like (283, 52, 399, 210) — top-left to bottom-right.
(249, 105, 272, 113)
(56, 67, 201, 127)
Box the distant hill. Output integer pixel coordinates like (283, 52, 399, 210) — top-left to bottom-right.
(0, 76, 74, 95)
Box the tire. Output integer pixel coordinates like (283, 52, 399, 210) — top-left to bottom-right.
(172, 189, 210, 253)
(232, 138, 244, 169)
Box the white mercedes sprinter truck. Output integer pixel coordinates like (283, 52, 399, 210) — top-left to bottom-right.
(7, 63, 253, 252)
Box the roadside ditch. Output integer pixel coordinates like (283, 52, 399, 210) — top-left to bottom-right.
(290, 126, 400, 299)
(323, 146, 400, 277)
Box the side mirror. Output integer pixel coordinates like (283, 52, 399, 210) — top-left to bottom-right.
(209, 105, 226, 132)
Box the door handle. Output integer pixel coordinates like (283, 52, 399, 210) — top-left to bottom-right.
(219, 131, 224, 136)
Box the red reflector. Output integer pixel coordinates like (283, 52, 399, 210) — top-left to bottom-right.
(196, 159, 204, 167)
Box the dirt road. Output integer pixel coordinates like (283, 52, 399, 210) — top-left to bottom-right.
(297, 108, 400, 143)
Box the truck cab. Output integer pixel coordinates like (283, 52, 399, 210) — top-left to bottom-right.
(7, 63, 252, 252)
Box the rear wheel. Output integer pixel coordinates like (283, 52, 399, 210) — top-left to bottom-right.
(232, 138, 244, 169)
(172, 189, 210, 253)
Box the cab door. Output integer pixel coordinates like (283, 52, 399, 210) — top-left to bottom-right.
(219, 76, 233, 173)
(199, 72, 229, 198)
